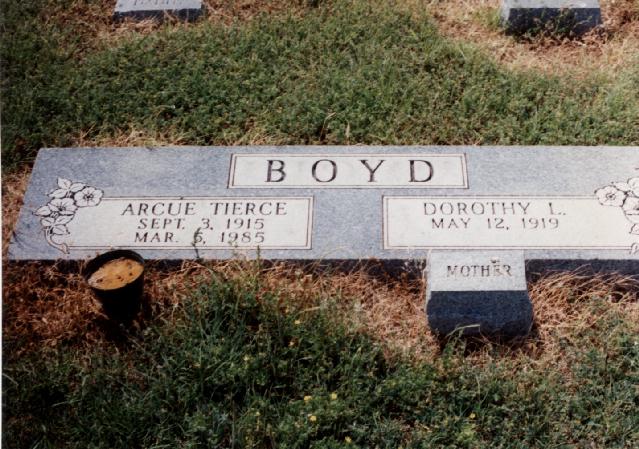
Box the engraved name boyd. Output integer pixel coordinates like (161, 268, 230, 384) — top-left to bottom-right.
(230, 154, 468, 188)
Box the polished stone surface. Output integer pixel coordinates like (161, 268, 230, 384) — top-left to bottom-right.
(10, 146, 639, 266)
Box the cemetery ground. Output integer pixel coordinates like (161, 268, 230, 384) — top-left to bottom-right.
(2, 0, 639, 447)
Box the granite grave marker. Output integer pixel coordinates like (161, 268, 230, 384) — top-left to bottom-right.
(114, 0, 202, 21)
(500, 0, 602, 35)
(9, 146, 639, 337)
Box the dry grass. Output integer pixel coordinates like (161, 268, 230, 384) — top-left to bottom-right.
(502, 270, 639, 386)
(37, 0, 154, 54)
(4, 254, 637, 363)
(530, 270, 639, 354)
(255, 262, 437, 358)
(531, 270, 639, 340)
(203, 0, 301, 24)
(37, 0, 303, 55)
(2, 169, 30, 255)
(98, 0, 302, 45)
(68, 123, 290, 148)
(70, 127, 191, 148)
(406, 0, 639, 79)
(34, 0, 639, 78)
(1, 259, 207, 356)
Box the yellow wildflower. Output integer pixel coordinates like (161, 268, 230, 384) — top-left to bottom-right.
(330, 392, 338, 400)
(309, 415, 317, 422)
(304, 395, 313, 402)
(345, 436, 352, 443)
(469, 412, 476, 420)
(294, 319, 301, 325)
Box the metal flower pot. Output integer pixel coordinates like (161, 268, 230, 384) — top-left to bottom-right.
(84, 250, 145, 320)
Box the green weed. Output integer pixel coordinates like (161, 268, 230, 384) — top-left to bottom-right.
(2, 0, 639, 171)
(3, 275, 638, 448)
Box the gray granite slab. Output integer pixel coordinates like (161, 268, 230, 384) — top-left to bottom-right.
(9, 145, 639, 338)
(501, 0, 602, 35)
(426, 251, 532, 336)
(9, 146, 639, 266)
(114, 0, 202, 21)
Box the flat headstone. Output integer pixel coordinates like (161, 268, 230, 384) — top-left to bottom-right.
(501, 0, 602, 35)
(114, 0, 202, 21)
(9, 146, 639, 337)
(426, 251, 532, 337)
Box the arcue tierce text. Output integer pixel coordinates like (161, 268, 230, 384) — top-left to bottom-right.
(116, 199, 298, 245)
(120, 200, 289, 218)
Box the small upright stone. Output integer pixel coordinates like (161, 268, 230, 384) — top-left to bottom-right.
(425, 251, 533, 338)
(114, 0, 203, 22)
(500, 0, 602, 35)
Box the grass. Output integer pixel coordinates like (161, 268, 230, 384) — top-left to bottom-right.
(422, 0, 639, 77)
(2, 1, 639, 446)
(3, 271, 639, 448)
(2, 0, 639, 171)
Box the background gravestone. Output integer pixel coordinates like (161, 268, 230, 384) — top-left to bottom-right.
(501, 0, 602, 35)
(114, 0, 203, 21)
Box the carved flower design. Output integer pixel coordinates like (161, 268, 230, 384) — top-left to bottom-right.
(597, 175, 639, 251)
(41, 215, 73, 235)
(49, 178, 86, 199)
(595, 185, 626, 207)
(74, 186, 103, 207)
(622, 196, 639, 225)
(49, 197, 78, 215)
(34, 205, 53, 217)
(612, 181, 631, 192)
(34, 178, 104, 254)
